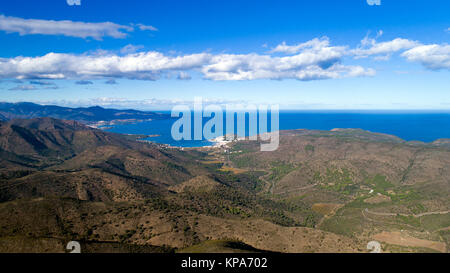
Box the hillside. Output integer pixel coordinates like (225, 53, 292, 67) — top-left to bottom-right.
(0, 118, 211, 201)
(0, 118, 335, 253)
(219, 129, 450, 252)
(0, 119, 448, 253)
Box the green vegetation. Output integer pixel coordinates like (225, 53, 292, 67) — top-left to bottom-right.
(179, 184, 306, 227)
(390, 190, 422, 204)
(230, 154, 257, 168)
(364, 174, 394, 195)
(304, 144, 315, 153)
(420, 214, 450, 231)
(267, 161, 297, 182)
(407, 203, 426, 214)
(396, 215, 421, 228)
(230, 142, 257, 154)
(320, 207, 365, 237)
(317, 168, 357, 195)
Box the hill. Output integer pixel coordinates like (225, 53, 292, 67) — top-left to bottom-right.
(0, 119, 448, 253)
(0, 118, 340, 253)
(0, 117, 205, 202)
(220, 129, 450, 252)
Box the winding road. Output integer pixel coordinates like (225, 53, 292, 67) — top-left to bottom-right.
(364, 208, 450, 218)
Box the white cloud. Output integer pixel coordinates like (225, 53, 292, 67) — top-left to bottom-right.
(0, 51, 211, 81)
(0, 37, 375, 82)
(66, 0, 81, 6)
(202, 53, 374, 81)
(136, 24, 158, 31)
(203, 38, 373, 81)
(376, 30, 383, 38)
(366, 0, 381, 6)
(402, 44, 450, 70)
(351, 37, 419, 59)
(0, 14, 158, 40)
(120, 44, 144, 54)
(269, 37, 334, 54)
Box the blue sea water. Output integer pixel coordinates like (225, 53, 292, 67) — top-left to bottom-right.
(104, 111, 450, 147)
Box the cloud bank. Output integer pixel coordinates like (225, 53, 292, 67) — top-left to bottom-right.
(202, 36, 376, 81)
(0, 37, 374, 82)
(0, 35, 448, 84)
(402, 44, 450, 70)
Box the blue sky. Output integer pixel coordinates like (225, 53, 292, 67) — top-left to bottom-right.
(0, 0, 449, 110)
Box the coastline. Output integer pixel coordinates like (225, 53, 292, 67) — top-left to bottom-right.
(95, 112, 450, 148)
(87, 118, 154, 129)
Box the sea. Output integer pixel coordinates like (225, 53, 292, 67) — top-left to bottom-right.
(104, 111, 450, 147)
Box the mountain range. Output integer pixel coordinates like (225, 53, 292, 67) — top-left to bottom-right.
(0, 102, 169, 124)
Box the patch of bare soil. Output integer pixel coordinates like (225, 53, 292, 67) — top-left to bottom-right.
(219, 166, 247, 174)
(364, 194, 391, 204)
(373, 231, 447, 253)
(312, 203, 342, 215)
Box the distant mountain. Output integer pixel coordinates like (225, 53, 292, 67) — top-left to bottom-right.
(0, 102, 170, 124)
(0, 117, 133, 162)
